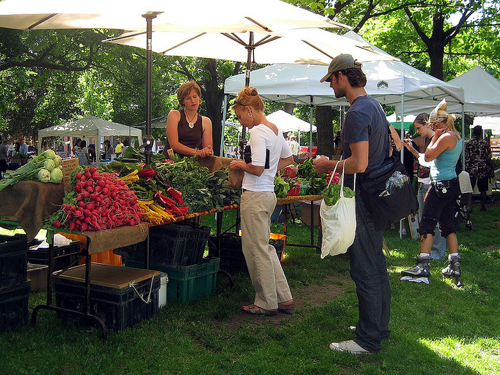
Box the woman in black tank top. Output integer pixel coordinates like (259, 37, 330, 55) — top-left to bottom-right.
(165, 80, 213, 158)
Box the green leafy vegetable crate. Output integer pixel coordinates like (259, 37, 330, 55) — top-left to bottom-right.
(125, 257, 219, 304)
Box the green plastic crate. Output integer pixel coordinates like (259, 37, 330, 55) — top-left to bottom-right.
(126, 257, 219, 304)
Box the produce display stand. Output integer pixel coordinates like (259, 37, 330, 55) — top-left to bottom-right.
(0, 181, 149, 338)
(0, 178, 321, 336)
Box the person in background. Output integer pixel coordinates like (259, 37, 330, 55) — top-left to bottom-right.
(87, 144, 96, 163)
(121, 139, 130, 156)
(313, 54, 391, 354)
(465, 125, 494, 212)
(401, 99, 464, 287)
(229, 86, 294, 317)
(102, 139, 114, 160)
(8, 142, 21, 170)
(333, 130, 342, 156)
(165, 80, 213, 158)
(7, 141, 14, 158)
(115, 139, 123, 158)
(19, 138, 28, 155)
(404, 113, 447, 260)
(289, 135, 300, 156)
(72, 138, 82, 157)
(78, 140, 89, 166)
(0, 140, 8, 179)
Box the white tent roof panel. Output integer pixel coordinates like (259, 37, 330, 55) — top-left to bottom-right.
(38, 115, 142, 142)
(224, 62, 464, 108)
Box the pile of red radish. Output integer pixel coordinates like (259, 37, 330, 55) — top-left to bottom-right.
(54, 166, 143, 232)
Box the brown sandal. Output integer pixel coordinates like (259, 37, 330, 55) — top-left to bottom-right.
(278, 301, 295, 314)
(241, 304, 278, 316)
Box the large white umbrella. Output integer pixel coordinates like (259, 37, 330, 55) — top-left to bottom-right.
(107, 27, 394, 141)
(0, 0, 344, 161)
(108, 27, 395, 77)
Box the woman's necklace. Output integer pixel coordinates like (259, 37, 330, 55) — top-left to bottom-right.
(185, 111, 197, 129)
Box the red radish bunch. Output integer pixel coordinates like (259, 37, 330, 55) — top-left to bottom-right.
(55, 166, 143, 232)
(326, 170, 340, 185)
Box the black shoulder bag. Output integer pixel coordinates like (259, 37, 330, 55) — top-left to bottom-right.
(358, 127, 419, 231)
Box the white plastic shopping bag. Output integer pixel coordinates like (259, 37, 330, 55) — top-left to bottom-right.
(320, 163, 356, 258)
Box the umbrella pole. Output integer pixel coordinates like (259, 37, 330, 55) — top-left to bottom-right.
(142, 12, 158, 166)
(239, 32, 254, 155)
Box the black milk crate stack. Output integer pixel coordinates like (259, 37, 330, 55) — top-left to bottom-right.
(208, 233, 285, 274)
(125, 257, 220, 304)
(115, 223, 211, 268)
(0, 233, 30, 331)
(54, 263, 161, 332)
(28, 240, 81, 271)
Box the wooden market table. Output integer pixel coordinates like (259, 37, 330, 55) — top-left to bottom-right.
(206, 195, 323, 256)
(277, 195, 323, 253)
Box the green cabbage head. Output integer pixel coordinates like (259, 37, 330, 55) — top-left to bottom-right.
(37, 169, 51, 183)
(50, 168, 63, 184)
(43, 159, 56, 172)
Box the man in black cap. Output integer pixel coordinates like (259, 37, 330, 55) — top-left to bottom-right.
(313, 54, 391, 354)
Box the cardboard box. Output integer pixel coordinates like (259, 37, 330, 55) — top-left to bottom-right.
(301, 201, 320, 227)
(62, 158, 79, 191)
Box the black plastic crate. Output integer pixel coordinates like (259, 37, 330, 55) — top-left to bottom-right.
(0, 281, 30, 331)
(54, 264, 161, 332)
(28, 240, 81, 271)
(0, 233, 28, 290)
(208, 234, 284, 274)
(115, 223, 211, 268)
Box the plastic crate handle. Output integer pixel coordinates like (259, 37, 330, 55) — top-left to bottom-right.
(128, 276, 155, 304)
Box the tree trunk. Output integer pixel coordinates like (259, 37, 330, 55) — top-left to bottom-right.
(284, 103, 295, 114)
(201, 59, 225, 156)
(427, 13, 446, 80)
(316, 106, 334, 157)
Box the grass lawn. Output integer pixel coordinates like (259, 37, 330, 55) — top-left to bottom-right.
(1, 195, 499, 375)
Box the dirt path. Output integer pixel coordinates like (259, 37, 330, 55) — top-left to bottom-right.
(218, 275, 353, 330)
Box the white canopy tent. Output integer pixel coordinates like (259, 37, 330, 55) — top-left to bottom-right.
(266, 110, 317, 133)
(267, 110, 316, 146)
(473, 116, 500, 136)
(224, 61, 464, 108)
(224, 62, 465, 151)
(38, 115, 143, 165)
(398, 66, 500, 116)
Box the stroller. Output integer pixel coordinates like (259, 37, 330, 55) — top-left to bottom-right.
(455, 171, 473, 230)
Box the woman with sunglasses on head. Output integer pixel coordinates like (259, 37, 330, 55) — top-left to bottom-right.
(229, 87, 295, 315)
(404, 113, 447, 260)
(401, 100, 464, 286)
(165, 80, 213, 158)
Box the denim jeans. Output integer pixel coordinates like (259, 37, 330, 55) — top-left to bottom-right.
(348, 197, 391, 352)
(418, 183, 447, 260)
